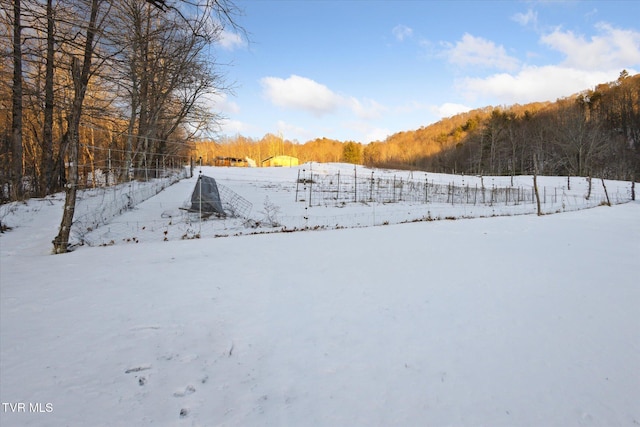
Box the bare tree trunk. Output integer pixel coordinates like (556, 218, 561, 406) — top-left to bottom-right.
(53, 0, 101, 254)
(533, 154, 542, 216)
(12, 0, 23, 198)
(53, 58, 82, 253)
(85, 128, 96, 187)
(123, 96, 137, 182)
(42, 0, 55, 195)
(135, 6, 151, 180)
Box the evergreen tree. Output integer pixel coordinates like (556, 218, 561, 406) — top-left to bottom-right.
(342, 141, 362, 164)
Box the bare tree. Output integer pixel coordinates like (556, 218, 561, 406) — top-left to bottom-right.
(111, 0, 235, 180)
(53, 0, 106, 254)
(42, 0, 54, 194)
(49, 0, 242, 253)
(552, 100, 608, 177)
(11, 0, 23, 198)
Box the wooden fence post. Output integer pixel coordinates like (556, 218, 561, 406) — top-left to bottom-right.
(601, 178, 611, 206)
(533, 154, 542, 216)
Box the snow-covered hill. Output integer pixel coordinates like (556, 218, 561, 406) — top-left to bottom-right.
(1, 164, 639, 426)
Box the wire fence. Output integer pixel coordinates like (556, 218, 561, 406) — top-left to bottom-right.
(76, 172, 255, 246)
(72, 167, 189, 244)
(295, 169, 631, 211)
(217, 183, 254, 219)
(60, 165, 635, 247)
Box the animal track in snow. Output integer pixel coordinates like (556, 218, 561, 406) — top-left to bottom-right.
(173, 384, 196, 397)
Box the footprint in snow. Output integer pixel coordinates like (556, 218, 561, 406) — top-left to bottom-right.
(173, 384, 196, 397)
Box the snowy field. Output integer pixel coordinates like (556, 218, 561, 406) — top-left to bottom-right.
(1, 164, 639, 426)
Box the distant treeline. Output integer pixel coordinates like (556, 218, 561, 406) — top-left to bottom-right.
(202, 71, 639, 181)
(193, 135, 363, 166)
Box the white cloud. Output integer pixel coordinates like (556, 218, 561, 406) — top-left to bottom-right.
(276, 120, 311, 141)
(203, 92, 240, 117)
(260, 75, 343, 116)
(261, 74, 388, 121)
(541, 23, 640, 70)
(584, 8, 599, 22)
(392, 25, 413, 42)
(512, 9, 537, 28)
(450, 22, 640, 106)
(219, 118, 249, 135)
(217, 29, 247, 51)
(344, 120, 390, 143)
(393, 101, 468, 120)
(444, 33, 520, 71)
(257, 75, 392, 142)
(457, 65, 619, 105)
(347, 97, 386, 120)
(365, 127, 391, 143)
(431, 103, 472, 118)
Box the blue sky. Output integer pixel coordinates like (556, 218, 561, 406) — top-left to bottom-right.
(208, 0, 640, 144)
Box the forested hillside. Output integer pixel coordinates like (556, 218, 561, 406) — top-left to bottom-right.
(395, 71, 640, 180)
(199, 71, 638, 181)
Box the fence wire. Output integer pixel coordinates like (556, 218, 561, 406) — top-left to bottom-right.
(217, 183, 253, 218)
(295, 170, 630, 210)
(65, 167, 634, 247)
(72, 168, 189, 244)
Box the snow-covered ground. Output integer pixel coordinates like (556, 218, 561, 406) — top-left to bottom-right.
(1, 164, 639, 426)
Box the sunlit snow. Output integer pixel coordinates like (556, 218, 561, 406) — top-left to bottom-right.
(1, 164, 638, 426)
